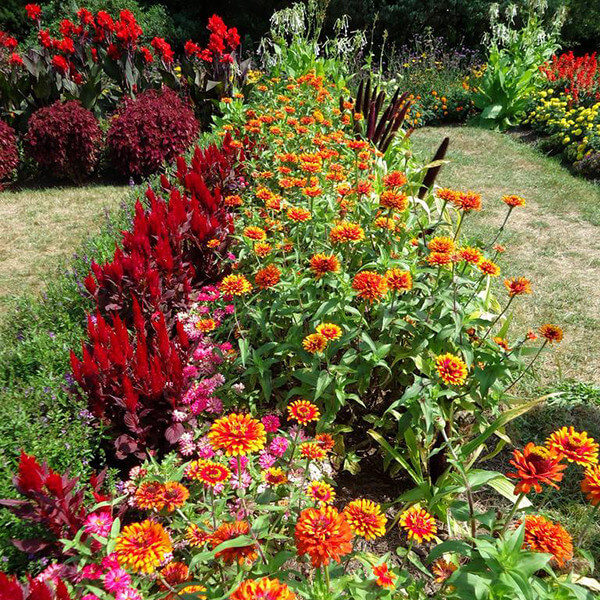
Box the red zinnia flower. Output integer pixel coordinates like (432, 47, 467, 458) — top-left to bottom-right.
(581, 465, 600, 505)
(309, 253, 340, 278)
(302, 333, 328, 353)
(507, 442, 566, 494)
(538, 324, 563, 344)
(435, 353, 468, 386)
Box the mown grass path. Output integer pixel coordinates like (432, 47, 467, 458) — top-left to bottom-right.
(0, 184, 128, 315)
(412, 126, 600, 385)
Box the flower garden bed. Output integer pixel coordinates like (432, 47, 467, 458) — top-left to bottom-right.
(0, 55, 599, 599)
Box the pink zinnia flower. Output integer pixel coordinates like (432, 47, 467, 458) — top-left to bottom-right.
(262, 414, 281, 432)
(84, 511, 113, 537)
(270, 436, 289, 457)
(104, 568, 131, 593)
(258, 451, 276, 469)
(101, 553, 119, 571)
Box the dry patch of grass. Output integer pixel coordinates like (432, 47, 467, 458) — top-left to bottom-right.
(411, 126, 600, 385)
(0, 184, 127, 314)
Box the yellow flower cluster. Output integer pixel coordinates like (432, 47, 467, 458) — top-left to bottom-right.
(526, 89, 600, 161)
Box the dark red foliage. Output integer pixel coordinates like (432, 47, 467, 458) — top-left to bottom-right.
(70, 305, 192, 460)
(84, 136, 241, 326)
(0, 573, 72, 600)
(0, 119, 19, 185)
(107, 87, 200, 178)
(24, 100, 102, 182)
(0, 453, 108, 556)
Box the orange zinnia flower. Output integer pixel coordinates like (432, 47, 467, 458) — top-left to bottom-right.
(310, 253, 340, 278)
(196, 318, 217, 333)
(243, 226, 267, 241)
(210, 521, 258, 565)
(380, 190, 408, 211)
(299, 442, 327, 461)
(352, 271, 388, 303)
(162, 482, 189, 511)
(502, 194, 526, 207)
(507, 442, 566, 494)
(329, 222, 365, 244)
(478, 259, 501, 277)
(427, 236, 455, 253)
(504, 277, 532, 297)
(372, 563, 396, 588)
(546, 427, 598, 466)
(436, 188, 460, 203)
(459, 246, 483, 265)
(134, 481, 166, 511)
(254, 242, 272, 257)
(581, 465, 600, 505)
(219, 274, 253, 296)
(255, 264, 281, 289)
(453, 190, 482, 211)
(287, 399, 320, 425)
(315, 432, 335, 450)
(208, 413, 266, 456)
(427, 252, 453, 266)
(538, 324, 563, 344)
(115, 520, 172, 574)
(159, 562, 189, 589)
(302, 333, 328, 354)
(435, 353, 468, 386)
(522, 515, 573, 567)
(383, 171, 407, 188)
(399, 506, 437, 543)
(287, 206, 312, 222)
(385, 268, 412, 292)
(316, 323, 342, 340)
(231, 577, 296, 600)
(306, 481, 336, 504)
(295, 505, 354, 567)
(185, 459, 232, 487)
(343, 499, 387, 540)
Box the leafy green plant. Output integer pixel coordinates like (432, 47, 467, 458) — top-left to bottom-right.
(471, 0, 565, 130)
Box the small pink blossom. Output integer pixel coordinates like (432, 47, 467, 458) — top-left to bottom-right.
(84, 512, 113, 537)
(258, 451, 276, 469)
(270, 436, 289, 457)
(101, 553, 120, 571)
(104, 568, 131, 593)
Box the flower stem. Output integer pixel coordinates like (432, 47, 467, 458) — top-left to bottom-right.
(500, 492, 526, 535)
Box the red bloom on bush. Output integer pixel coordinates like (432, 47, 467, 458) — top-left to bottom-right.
(107, 88, 200, 178)
(25, 100, 102, 182)
(25, 4, 42, 21)
(151, 37, 174, 64)
(51, 55, 69, 74)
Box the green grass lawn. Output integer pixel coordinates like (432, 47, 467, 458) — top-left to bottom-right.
(0, 184, 128, 315)
(411, 126, 600, 387)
